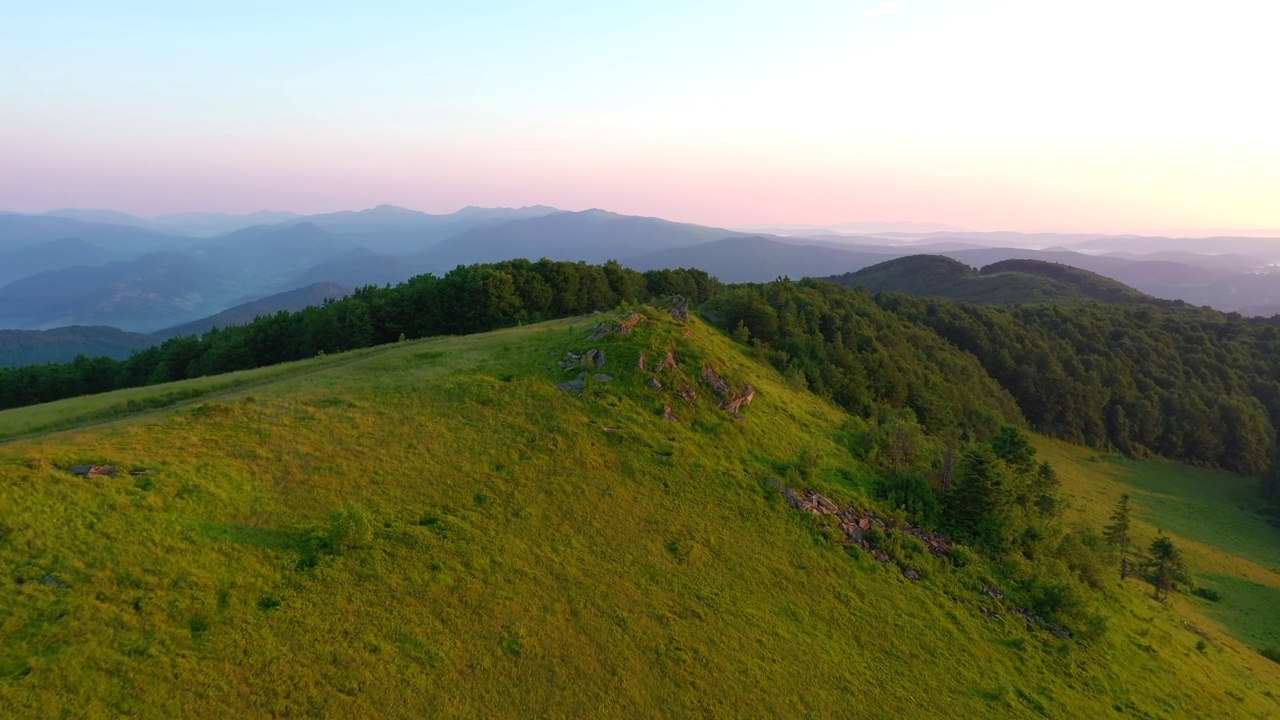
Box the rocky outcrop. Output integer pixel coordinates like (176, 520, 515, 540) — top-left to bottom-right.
(783, 485, 1077, 641)
(784, 487, 952, 557)
(700, 367, 757, 414)
(722, 384, 756, 414)
(667, 295, 689, 323)
(656, 351, 680, 372)
(700, 366, 730, 394)
(662, 405, 677, 421)
(588, 312, 645, 340)
(585, 349, 607, 369)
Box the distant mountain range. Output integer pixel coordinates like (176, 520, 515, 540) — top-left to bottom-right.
(2, 206, 1279, 340)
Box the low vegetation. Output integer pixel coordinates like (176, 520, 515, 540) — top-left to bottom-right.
(1, 302, 1278, 717)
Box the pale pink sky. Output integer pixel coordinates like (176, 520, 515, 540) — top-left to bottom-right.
(3, 0, 1279, 233)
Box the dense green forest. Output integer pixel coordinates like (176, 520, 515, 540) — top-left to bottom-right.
(712, 278, 1280, 498)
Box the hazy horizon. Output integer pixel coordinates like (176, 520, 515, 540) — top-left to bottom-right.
(4, 0, 1279, 234)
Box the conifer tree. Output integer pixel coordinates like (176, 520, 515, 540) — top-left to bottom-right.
(1144, 535, 1188, 601)
(1103, 494, 1132, 579)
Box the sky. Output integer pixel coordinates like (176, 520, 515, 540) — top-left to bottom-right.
(3, 0, 1279, 232)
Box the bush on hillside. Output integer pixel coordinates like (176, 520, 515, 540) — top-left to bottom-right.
(328, 504, 373, 553)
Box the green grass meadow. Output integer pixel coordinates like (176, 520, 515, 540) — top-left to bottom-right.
(1, 311, 1278, 717)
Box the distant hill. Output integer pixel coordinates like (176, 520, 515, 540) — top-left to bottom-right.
(0, 238, 115, 285)
(185, 222, 348, 287)
(301, 204, 561, 255)
(154, 282, 348, 339)
(0, 252, 244, 332)
(0, 325, 157, 367)
(148, 210, 303, 236)
(285, 248, 417, 290)
(624, 235, 892, 282)
(42, 208, 153, 228)
(42, 208, 304, 237)
(1238, 303, 1280, 318)
(828, 255, 1153, 305)
(415, 209, 749, 270)
(0, 214, 193, 254)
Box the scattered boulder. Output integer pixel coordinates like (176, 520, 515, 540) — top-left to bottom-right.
(647, 377, 663, 390)
(616, 312, 643, 334)
(871, 549, 892, 563)
(662, 405, 677, 421)
(67, 464, 116, 478)
(667, 295, 689, 322)
(656, 351, 680, 372)
(556, 378, 586, 393)
(588, 312, 644, 340)
(593, 374, 614, 383)
(700, 366, 730, 394)
(722, 384, 756, 414)
(584, 349, 607, 369)
(637, 352, 647, 371)
(783, 488, 839, 515)
(41, 575, 68, 588)
(903, 569, 921, 581)
(677, 385, 698, 402)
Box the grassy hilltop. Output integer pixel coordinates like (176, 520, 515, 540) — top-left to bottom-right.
(1, 306, 1278, 718)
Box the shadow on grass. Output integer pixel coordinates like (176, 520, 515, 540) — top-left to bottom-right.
(193, 521, 327, 570)
(1097, 457, 1280, 572)
(1196, 573, 1280, 651)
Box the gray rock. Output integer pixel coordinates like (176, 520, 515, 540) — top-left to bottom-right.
(593, 374, 613, 383)
(556, 379, 585, 393)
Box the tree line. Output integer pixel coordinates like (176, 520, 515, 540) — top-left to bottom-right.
(0, 260, 720, 411)
(6, 263, 1280, 497)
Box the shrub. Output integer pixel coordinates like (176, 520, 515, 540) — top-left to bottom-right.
(1191, 587, 1222, 602)
(950, 545, 975, 568)
(1260, 647, 1280, 664)
(327, 503, 373, 553)
(873, 472, 940, 526)
(863, 526, 886, 550)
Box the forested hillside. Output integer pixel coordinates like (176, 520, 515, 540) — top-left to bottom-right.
(715, 279, 1280, 492)
(828, 255, 1153, 306)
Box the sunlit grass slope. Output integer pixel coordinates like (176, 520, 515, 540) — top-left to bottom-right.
(1, 308, 1277, 718)
(1040, 438, 1280, 669)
